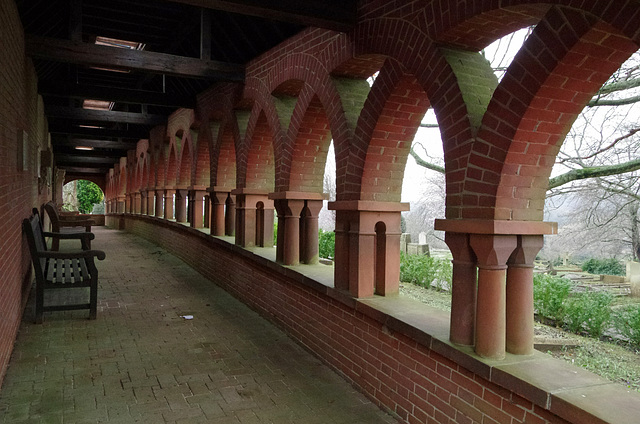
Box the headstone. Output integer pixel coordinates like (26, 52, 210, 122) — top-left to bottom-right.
(419, 232, 427, 245)
(400, 233, 411, 254)
(407, 243, 430, 256)
(627, 261, 640, 297)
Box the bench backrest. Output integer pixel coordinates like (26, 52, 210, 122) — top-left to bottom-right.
(23, 210, 48, 277)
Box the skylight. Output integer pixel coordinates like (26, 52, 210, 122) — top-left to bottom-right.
(82, 99, 113, 110)
(91, 36, 145, 73)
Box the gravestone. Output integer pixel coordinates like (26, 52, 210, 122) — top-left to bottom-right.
(627, 261, 640, 297)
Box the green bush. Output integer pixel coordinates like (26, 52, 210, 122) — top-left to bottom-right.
(399, 252, 452, 291)
(563, 291, 613, 338)
(533, 274, 572, 322)
(318, 229, 335, 259)
(613, 305, 640, 346)
(581, 258, 625, 276)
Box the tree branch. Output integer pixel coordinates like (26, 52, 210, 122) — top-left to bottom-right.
(409, 146, 445, 174)
(548, 158, 640, 189)
(597, 77, 640, 95)
(588, 94, 640, 107)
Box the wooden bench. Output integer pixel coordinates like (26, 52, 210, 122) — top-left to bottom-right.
(42, 201, 95, 251)
(23, 209, 106, 323)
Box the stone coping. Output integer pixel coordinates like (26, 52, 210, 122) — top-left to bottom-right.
(435, 219, 558, 235)
(112, 213, 640, 424)
(328, 200, 410, 212)
(268, 191, 328, 201)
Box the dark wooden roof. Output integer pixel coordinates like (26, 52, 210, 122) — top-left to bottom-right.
(16, 0, 355, 177)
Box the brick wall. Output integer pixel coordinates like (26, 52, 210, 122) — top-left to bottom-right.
(114, 215, 581, 424)
(0, 1, 51, 387)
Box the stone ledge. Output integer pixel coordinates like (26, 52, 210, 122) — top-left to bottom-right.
(111, 213, 640, 424)
(434, 218, 558, 235)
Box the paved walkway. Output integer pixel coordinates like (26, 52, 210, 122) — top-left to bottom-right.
(0, 228, 397, 424)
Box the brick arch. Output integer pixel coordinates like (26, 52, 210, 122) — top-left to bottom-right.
(164, 143, 178, 188)
(283, 86, 332, 193)
(177, 129, 194, 188)
(245, 47, 359, 189)
(193, 129, 208, 188)
(63, 176, 106, 194)
(238, 109, 275, 191)
(463, 7, 640, 221)
(213, 120, 237, 189)
(351, 58, 431, 202)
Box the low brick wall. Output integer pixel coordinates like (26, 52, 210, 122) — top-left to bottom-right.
(108, 214, 640, 424)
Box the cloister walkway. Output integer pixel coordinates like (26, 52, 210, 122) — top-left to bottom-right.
(0, 227, 397, 424)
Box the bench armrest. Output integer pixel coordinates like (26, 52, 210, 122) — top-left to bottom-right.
(43, 231, 95, 241)
(36, 249, 106, 261)
(58, 218, 94, 226)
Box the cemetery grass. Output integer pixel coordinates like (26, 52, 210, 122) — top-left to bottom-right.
(399, 282, 640, 393)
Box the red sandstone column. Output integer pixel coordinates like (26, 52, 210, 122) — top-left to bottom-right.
(189, 189, 206, 228)
(140, 191, 147, 215)
(225, 194, 236, 236)
(175, 189, 187, 222)
(445, 232, 477, 346)
(301, 200, 323, 264)
(333, 210, 351, 292)
(211, 191, 227, 236)
(203, 195, 210, 228)
(163, 189, 175, 220)
(147, 190, 155, 216)
(133, 192, 141, 214)
(155, 189, 164, 218)
(274, 199, 286, 263)
(506, 235, 544, 355)
(470, 234, 517, 359)
(117, 195, 125, 214)
(125, 194, 131, 214)
(282, 199, 305, 265)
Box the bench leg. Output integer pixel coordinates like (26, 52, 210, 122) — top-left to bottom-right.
(89, 279, 98, 320)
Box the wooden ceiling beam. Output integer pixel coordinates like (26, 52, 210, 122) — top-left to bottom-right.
(26, 34, 245, 80)
(55, 154, 120, 165)
(48, 122, 149, 139)
(39, 81, 196, 108)
(52, 137, 137, 151)
(59, 166, 111, 174)
(160, 0, 356, 32)
(45, 105, 166, 126)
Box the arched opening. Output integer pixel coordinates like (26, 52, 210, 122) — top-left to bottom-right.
(62, 179, 105, 214)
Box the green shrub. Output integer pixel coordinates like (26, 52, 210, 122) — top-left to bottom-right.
(318, 229, 335, 259)
(533, 274, 572, 322)
(399, 252, 452, 291)
(613, 305, 640, 346)
(581, 258, 625, 276)
(563, 291, 613, 338)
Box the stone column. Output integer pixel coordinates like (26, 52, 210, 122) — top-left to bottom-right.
(125, 194, 132, 214)
(506, 235, 544, 355)
(329, 201, 409, 298)
(189, 189, 206, 228)
(232, 189, 274, 248)
(470, 234, 517, 360)
(155, 189, 164, 218)
(147, 190, 155, 216)
(203, 195, 210, 228)
(210, 191, 228, 236)
(175, 189, 187, 223)
(274, 199, 305, 265)
(140, 191, 147, 215)
(444, 232, 477, 346)
(301, 200, 324, 264)
(117, 195, 126, 214)
(225, 194, 236, 236)
(164, 189, 175, 220)
(133, 192, 142, 214)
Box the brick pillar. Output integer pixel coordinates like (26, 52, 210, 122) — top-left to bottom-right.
(175, 189, 187, 222)
(470, 234, 517, 359)
(301, 200, 324, 264)
(445, 232, 477, 346)
(189, 189, 206, 228)
(232, 189, 274, 248)
(164, 189, 175, 220)
(203, 195, 210, 228)
(506, 235, 544, 355)
(147, 190, 155, 216)
(155, 189, 164, 218)
(329, 201, 408, 298)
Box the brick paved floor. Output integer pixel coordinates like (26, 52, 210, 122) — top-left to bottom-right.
(0, 227, 398, 424)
